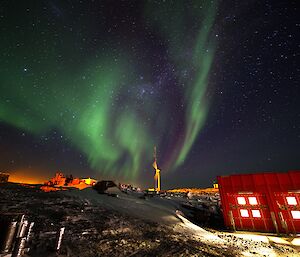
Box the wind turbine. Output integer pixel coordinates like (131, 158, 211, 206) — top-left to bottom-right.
(153, 146, 161, 192)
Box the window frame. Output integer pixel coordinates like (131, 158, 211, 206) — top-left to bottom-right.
(248, 196, 258, 205)
(251, 209, 261, 218)
(237, 196, 246, 205)
(291, 210, 300, 219)
(286, 196, 297, 206)
(240, 209, 249, 217)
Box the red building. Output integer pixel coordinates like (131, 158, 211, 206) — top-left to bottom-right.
(217, 171, 300, 234)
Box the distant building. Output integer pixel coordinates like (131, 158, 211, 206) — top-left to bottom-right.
(43, 172, 97, 188)
(45, 172, 66, 186)
(0, 172, 9, 183)
(218, 171, 300, 234)
(82, 177, 97, 186)
(213, 183, 219, 189)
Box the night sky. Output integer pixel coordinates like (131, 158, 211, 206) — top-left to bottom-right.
(0, 0, 299, 188)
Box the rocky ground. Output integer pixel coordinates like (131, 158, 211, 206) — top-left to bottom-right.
(0, 183, 299, 257)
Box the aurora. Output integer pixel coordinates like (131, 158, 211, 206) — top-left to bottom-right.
(0, 1, 217, 182)
(1, 0, 297, 188)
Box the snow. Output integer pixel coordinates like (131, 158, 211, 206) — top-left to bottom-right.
(1, 183, 299, 257)
(67, 188, 300, 256)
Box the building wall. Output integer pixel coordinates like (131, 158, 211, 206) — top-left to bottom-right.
(217, 171, 300, 234)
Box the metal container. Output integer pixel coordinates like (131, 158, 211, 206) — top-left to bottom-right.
(218, 170, 300, 234)
(17, 219, 28, 238)
(11, 237, 26, 257)
(0, 221, 17, 253)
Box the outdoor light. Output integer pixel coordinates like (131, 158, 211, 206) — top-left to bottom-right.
(286, 196, 297, 205)
(251, 210, 261, 218)
(291, 211, 300, 219)
(240, 209, 249, 217)
(248, 197, 258, 205)
(237, 197, 246, 205)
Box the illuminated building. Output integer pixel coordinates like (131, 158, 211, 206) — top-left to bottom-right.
(43, 172, 97, 191)
(218, 171, 300, 234)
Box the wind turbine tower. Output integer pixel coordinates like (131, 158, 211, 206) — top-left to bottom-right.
(153, 146, 161, 192)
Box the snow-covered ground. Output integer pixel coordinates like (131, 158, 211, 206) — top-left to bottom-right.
(67, 187, 300, 257)
(1, 183, 299, 257)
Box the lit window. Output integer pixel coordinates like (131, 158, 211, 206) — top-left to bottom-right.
(291, 211, 300, 219)
(248, 197, 258, 205)
(240, 209, 249, 217)
(252, 210, 261, 218)
(237, 197, 246, 205)
(286, 197, 297, 206)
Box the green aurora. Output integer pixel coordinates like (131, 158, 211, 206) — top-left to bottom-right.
(0, 1, 217, 181)
(145, 1, 217, 167)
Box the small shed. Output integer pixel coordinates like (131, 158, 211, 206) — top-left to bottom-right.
(217, 171, 300, 234)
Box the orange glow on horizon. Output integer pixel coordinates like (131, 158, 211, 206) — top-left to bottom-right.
(9, 170, 47, 184)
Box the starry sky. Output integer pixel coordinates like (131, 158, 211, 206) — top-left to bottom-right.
(0, 0, 299, 188)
